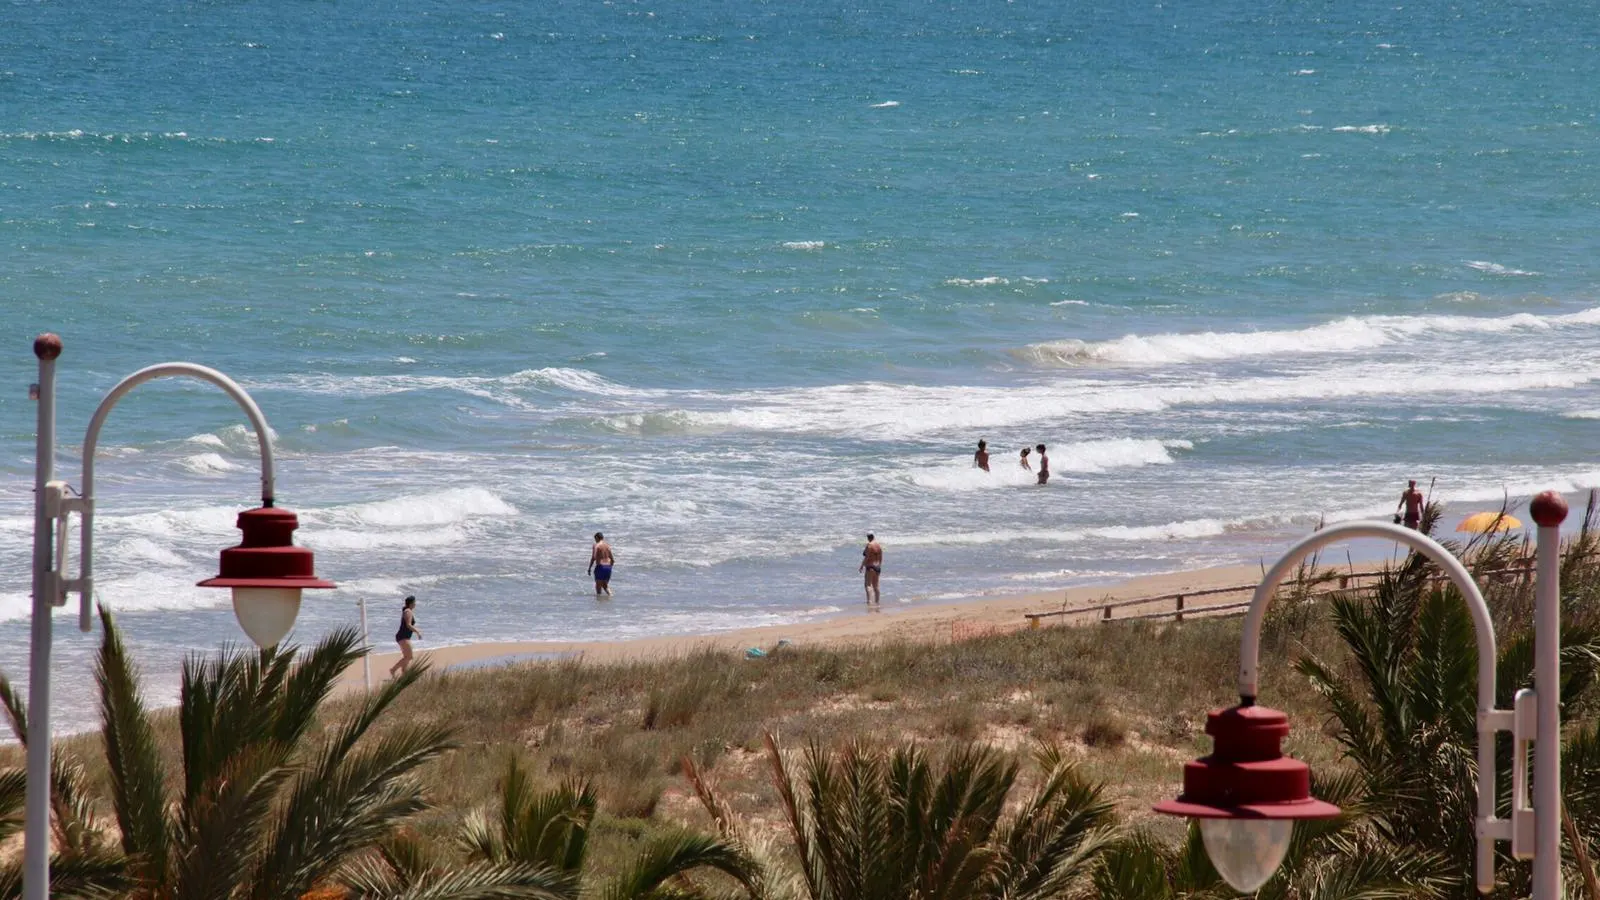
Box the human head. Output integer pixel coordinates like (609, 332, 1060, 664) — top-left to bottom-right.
(1036, 443, 1046, 453)
(404, 595, 416, 609)
(1408, 480, 1417, 489)
(594, 532, 604, 542)
(977, 439, 986, 450)
(867, 533, 875, 542)
(1021, 447, 1030, 457)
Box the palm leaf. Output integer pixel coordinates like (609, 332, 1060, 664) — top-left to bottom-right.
(93, 603, 170, 881)
(597, 830, 759, 900)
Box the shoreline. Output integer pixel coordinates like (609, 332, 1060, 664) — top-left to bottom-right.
(347, 561, 1270, 688)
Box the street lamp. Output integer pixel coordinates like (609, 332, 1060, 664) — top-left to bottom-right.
(1158, 493, 1568, 898)
(25, 333, 335, 900)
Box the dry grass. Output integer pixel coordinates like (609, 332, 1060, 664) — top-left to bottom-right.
(316, 609, 1354, 871)
(0, 593, 1366, 878)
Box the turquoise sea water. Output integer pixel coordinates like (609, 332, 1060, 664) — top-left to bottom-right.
(3, 0, 1599, 730)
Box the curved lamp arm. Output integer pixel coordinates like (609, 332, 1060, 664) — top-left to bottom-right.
(76, 363, 277, 630)
(1237, 520, 1502, 893)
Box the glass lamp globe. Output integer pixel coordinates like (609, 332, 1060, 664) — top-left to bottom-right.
(231, 586, 303, 649)
(1199, 817, 1293, 893)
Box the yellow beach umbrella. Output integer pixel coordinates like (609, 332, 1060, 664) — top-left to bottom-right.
(1456, 511, 1523, 534)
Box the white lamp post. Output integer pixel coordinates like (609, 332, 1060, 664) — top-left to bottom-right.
(1158, 494, 1568, 897)
(24, 333, 335, 900)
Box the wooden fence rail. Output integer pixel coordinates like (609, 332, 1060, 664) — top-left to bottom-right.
(1024, 557, 1543, 628)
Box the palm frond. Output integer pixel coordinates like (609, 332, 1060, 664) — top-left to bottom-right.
(93, 603, 170, 880)
(596, 830, 759, 900)
(250, 717, 456, 900)
(341, 859, 578, 900)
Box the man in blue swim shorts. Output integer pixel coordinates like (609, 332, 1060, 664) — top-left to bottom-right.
(588, 531, 615, 597)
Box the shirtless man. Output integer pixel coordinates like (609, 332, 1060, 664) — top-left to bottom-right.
(1396, 480, 1424, 530)
(974, 439, 990, 472)
(859, 533, 883, 606)
(1035, 444, 1050, 485)
(588, 532, 615, 596)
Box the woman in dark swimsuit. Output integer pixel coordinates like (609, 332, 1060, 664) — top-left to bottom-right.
(389, 595, 421, 678)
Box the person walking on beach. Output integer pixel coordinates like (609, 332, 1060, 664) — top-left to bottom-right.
(389, 595, 420, 679)
(1035, 443, 1050, 485)
(1020, 447, 1031, 471)
(974, 439, 990, 472)
(588, 532, 615, 596)
(860, 534, 883, 606)
(1396, 480, 1424, 530)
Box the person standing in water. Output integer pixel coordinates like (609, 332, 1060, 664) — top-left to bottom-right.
(588, 532, 615, 596)
(859, 533, 883, 606)
(974, 439, 990, 471)
(1019, 447, 1031, 471)
(1035, 443, 1050, 485)
(389, 595, 421, 679)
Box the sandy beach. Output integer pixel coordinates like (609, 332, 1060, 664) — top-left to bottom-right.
(351, 562, 1269, 687)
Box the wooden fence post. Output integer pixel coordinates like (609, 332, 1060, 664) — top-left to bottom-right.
(1175, 594, 1185, 623)
(1102, 605, 1112, 622)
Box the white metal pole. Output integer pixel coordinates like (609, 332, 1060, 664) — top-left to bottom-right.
(25, 334, 62, 900)
(1530, 491, 1566, 900)
(1234, 519, 1503, 892)
(359, 596, 371, 691)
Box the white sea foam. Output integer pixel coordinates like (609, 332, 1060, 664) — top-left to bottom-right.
(1332, 124, 1391, 134)
(177, 452, 241, 475)
(1050, 299, 1088, 307)
(870, 100, 901, 108)
(893, 515, 1236, 548)
(782, 240, 825, 250)
(1466, 260, 1540, 276)
(315, 486, 516, 529)
(1021, 306, 1600, 367)
(1565, 410, 1600, 420)
(673, 361, 1600, 440)
(305, 525, 471, 551)
(946, 276, 1010, 286)
(111, 537, 189, 567)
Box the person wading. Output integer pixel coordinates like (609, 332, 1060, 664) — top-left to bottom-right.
(588, 532, 615, 596)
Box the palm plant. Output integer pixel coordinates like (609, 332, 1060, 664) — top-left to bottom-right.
(1294, 533, 1600, 898)
(687, 734, 1116, 900)
(354, 757, 759, 900)
(0, 605, 561, 899)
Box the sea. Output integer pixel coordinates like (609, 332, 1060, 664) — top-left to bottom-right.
(3, 0, 1598, 732)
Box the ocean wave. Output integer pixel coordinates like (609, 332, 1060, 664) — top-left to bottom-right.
(251, 366, 640, 404)
(314, 486, 516, 529)
(894, 515, 1239, 548)
(944, 276, 1050, 287)
(782, 240, 825, 250)
(673, 361, 1600, 440)
(1020, 305, 1600, 367)
(1332, 124, 1391, 134)
(1466, 260, 1541, 276)
(304, 525, 471, 551)
(177, 452, 241, 475)
(1565, 410, 1600, 420)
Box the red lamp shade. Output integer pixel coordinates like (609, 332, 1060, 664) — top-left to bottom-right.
(1155, 704, 1339, 892)
(198, 507, 334, 648)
